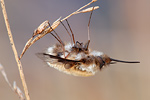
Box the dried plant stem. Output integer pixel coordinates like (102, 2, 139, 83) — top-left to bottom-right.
(19, 0, 99, 59)
(0, 0, 30, 100)
(0, 63, 25, 100)
(61, 0, 95, 22)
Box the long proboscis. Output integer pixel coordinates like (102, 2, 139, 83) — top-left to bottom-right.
(110, 58, 140, 64)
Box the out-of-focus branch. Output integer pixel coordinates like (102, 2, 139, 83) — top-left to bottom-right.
(0, 63, 25, 100)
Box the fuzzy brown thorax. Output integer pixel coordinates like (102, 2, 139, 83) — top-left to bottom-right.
(36, 42, 111, 76)
(36, 41, 139, 77)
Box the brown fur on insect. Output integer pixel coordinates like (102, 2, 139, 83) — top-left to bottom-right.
(36, 2, 139, 77)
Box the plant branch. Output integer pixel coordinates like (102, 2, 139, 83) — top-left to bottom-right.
(19, 0, 99, 59)
(0, 0, 30, 100)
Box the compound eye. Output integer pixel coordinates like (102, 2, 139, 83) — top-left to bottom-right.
(97, 56, 105, 69)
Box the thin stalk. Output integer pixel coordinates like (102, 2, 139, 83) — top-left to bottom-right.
(0, 0, 30, 100)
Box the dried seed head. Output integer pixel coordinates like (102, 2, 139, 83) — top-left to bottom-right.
(79, 6, 99, 13)
(20, 0, 99, 59)
(33, 20, 49, 37)
(51, 17, 61, 31)
(92, 0, 97, 2)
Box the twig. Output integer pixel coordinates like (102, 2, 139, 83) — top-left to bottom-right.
(19, 0, 99, 59)
(61, 0, 97, 22)
(0, 63, 25, 100)
(0, 0, 30, 100)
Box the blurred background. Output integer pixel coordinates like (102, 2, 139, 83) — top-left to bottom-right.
(0, 0, 149, 100)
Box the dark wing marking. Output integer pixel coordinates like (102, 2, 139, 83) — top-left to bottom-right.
(36, 53, 80, 69)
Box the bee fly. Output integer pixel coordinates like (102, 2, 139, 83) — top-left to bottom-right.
(36, 9, 140, 77)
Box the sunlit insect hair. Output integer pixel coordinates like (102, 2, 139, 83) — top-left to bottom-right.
(36, 7, 140, 77)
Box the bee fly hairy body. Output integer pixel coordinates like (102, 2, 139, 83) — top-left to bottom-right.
(37, 40, 108, 76)
(36, 5, 140, 77)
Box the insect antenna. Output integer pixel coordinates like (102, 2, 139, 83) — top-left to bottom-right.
(65, 19, 76, 44)
(60, 20, 73, 44)
(110, 58, 140, 64)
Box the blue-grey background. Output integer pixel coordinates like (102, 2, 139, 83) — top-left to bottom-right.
(0, 0, 149, 100)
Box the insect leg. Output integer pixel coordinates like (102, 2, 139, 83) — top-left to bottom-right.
(47, 22, 66, 58)
(60, 20, 73, 44)
(87, 7, 94, 41)
(65, 19, 76, 44)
